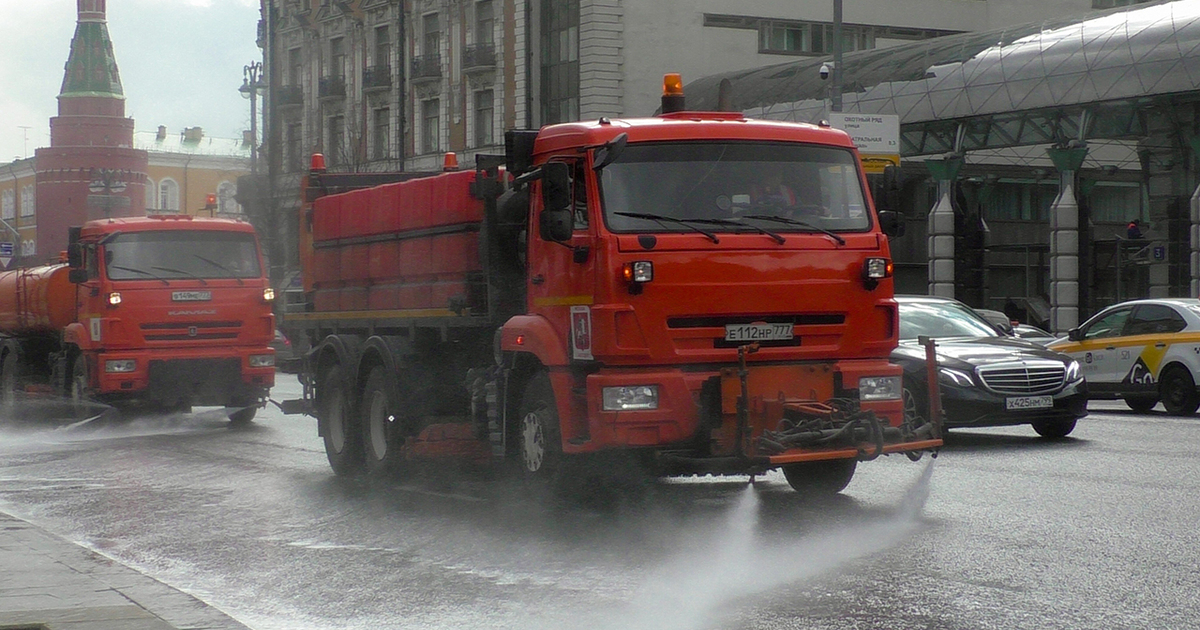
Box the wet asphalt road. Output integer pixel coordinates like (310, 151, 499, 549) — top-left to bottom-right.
(1, 375, 1198, 630)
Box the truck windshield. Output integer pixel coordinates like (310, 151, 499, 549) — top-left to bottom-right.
(599, 141, 871, 234)
(104, 231, 262, 281)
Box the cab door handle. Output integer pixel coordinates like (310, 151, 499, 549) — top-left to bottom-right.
(1105, 346, 1116, 351)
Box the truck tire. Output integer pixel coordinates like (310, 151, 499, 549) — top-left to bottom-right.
(0, 351, 19, 408)
(319, 366, 362, 476)
(228, 398, 257, 426)
(361, 366, 404, 476)
(1123, 395, 1158, 413)
(68, 355, 91, 418)
(781, 459, 857, 495)
(1159, 366, 1200, 416)
(515, 371, 562, 481)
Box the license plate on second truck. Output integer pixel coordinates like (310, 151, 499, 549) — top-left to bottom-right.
(724, 323, 793, 342)
(1005, 395, 1053, 410)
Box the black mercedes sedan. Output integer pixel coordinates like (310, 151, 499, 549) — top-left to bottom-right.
(894, 295, 1088, 438)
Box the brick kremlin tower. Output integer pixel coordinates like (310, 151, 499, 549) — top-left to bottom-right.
(34, 0, 147, 261)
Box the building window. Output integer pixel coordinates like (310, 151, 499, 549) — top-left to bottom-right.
(374, 108, 390, 160)
(375, 25, 391, 66)
(286, 122, 303, 172)
(759, 21, 875, 54)
(217, 181, 239, 215)
(144, 178, 156, 210)
(288, 47, 303, 86)
(1, 190, 13, 221)
(540, 0, 579, 124)
(1089, 181, 1145, 223)
(20, 186, 34, 218)
(158, 179, 180, 212)
(476, 0, 494, 45)
(327, 115, 345, 166)
(329, 36, 345, 79)
(982, 180, 1057, 222)
(1093, 0, 1152, 7)
(474, 90, 494, 148)
(422, 99, 440, 154)
(423, 13, 440, 56)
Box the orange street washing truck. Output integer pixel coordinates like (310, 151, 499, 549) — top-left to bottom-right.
(281, 75, 941, 493)
(0, 215, 276, 423)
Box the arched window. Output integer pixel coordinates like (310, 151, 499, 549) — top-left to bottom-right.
(145, 178, 157, 211)
(217, 181, 241, 215)
(158, 178, 179, 212)
(1, 190, 13, 220)
(19, 186, 34, 217)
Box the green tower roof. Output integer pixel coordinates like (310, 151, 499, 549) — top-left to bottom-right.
(60, 20, 124, 99)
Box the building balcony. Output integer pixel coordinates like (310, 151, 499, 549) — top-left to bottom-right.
(411, 55, 441, 83)
(363, 65, 392, 91)
(318, 75, 346, 99)
(277, 85, 303, 107)
(462, 43, 495, 73)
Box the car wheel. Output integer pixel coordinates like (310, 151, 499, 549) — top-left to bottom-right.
(1123, 395, 1159, 413)
(1159, 367, 1200, 416)
(319, 366, 362, 476)
(1031, 417, 1077, 438)
(781, 459, 857, 495)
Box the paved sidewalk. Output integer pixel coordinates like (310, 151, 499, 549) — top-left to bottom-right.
(0, 511, 250, 630)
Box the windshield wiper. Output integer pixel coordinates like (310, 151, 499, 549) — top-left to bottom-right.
(614, 212, 719, 243)
(151, 265, 208, 285)
(740, 214, 846, 245)
(108, 265, 170, 285)
(691, 217, 786, 244)
(192, 254, 244, 285)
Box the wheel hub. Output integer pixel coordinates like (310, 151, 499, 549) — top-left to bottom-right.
(521, 411, 544, 472)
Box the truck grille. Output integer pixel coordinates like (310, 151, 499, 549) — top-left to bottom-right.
(140, 320, 242, 342)
(977, 361, 1065, 394)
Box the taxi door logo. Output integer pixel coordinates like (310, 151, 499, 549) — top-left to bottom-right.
(570, 305, 593, 360)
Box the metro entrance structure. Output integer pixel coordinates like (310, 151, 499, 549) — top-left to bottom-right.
(686, 1, 1200, 333)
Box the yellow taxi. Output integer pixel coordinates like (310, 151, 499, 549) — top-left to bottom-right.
(1048, 298, 1200, 415)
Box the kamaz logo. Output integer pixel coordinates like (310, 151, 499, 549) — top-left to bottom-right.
(168, 310, 217, 316)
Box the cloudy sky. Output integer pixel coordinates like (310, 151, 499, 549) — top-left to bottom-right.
(0, 0, 261, 162)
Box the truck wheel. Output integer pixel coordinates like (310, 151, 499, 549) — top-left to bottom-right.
(781, 459, 857, 495)
(1031, 417, 1076, 438)
(1123, 395, 1158, 413)
(68, 356, 91, 417)
(0, 351, 19, 407)
(319, 366, 362, 476)
(228, 400, 257, 426)
(1159, 367, 1200, 416)
(515, 372, 562, 480)
(361, 366, 404, 476)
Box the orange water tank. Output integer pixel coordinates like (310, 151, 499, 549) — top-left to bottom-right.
(0, 264, 77, 335)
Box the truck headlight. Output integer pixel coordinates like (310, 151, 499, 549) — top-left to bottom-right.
(249, 354, 276, 368)
(1064, 360, 1082, 383)
(938, 367, 974, 387)
(602, 385, 659, 410)
(104, 359, 136, 373)
(859, 376, 901, 401)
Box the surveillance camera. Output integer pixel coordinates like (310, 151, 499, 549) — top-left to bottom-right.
(819, 63, 831, 80)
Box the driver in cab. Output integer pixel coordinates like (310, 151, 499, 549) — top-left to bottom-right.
(749, 165, 825, 219)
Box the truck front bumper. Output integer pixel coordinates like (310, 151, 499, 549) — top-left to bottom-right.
(92, 346, 275, 405)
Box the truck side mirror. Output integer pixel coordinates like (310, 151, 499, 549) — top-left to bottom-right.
(593, 133, 628, 171)
(68, 268, 88, 284)
(539, 162, 574, 242)
(505, 129, 539, 177)
(878, 210, 905, 237)
(67, 226, 83, 267)
(1067, 328, 1083, 342)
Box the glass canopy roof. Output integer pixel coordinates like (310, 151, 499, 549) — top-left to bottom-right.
(684, 1, 1200, 156)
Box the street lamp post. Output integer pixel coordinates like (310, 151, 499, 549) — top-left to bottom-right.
(239, 61, 264, 174)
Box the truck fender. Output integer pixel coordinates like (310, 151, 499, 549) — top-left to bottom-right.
(313, 334, 364, 389)
(63, 322, 91, 350)
(357, 335, 414, 390)
(501, 315, 568, 367)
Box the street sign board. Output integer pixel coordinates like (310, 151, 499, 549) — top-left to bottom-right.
(0, 242, 13, 269)
(829, 113, 901, 175)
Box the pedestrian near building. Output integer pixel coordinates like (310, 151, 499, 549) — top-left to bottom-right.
(1127, 219, 1144, 239)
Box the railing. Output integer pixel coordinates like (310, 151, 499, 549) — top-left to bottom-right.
(362, 65, 392, 90)
(410, 55, 441, 82)
(318, 75, 346, 99)
(277, 85, 303, 107)
(462, 43, 495, 72)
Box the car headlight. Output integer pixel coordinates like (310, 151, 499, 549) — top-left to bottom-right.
(104, 359, 136, 373)
(602, 385, 659, 411)
(249, 354, 276, 368)
(859, 376, 901, 401)
(1064, 360, 1082, 383)
(938, 367, 974, 387)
